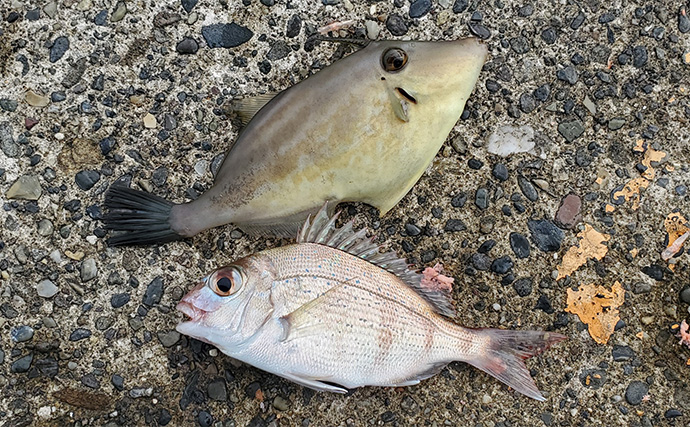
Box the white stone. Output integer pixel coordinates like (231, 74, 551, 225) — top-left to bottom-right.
(143, 113, 157, 129)
(487, 125, 536, 157)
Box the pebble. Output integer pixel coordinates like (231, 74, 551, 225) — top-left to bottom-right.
(680, 287, 690, 304)
(492, 163, 509, 181)
(365, 20, 380, 39)
(527, 220, 564, 252)
(557, 119, 584, 142)
(535, 295, 553, 313)
(43, 2, 57, 18)
(409, 0, 431, 18)
(111, 1, 127, 22)
(0, 99, 18, 112)
(665, 409, 682, 419)
(554, 193, 581, 229)
(75, 170, 100, 190)
(608, 118, 625, 130)
(69, 328, 92, 341)
(266, 41, 291, 61)
(143, 113, 157, 129)
(632, 46, 647, 68)
(273, 396, 290, 411)
(202, 23, 253, 48)
(468, 22, 491, 39)
(625, 381, 649, 405)
(444, 219, 466, 232)
(36, 279, 59, 298)
(10, 354, 33, 373)
(680, 7, 690, 33)
(642, 264, 664, 281)
(112, 374, 124, 391)
(156, 330, 180, 348)
(49, 37, 69, 63)
(557, 66, 578, 85)
(0, 121, 19, 157)
(471, 253, 491, 271)
(633, 282, 651, 294)
(80, 258, 97, 282)
(612, 345, 635, 362)
(490, 256, 513, 274)
(11, 325, 34, 343)
(25, 90, 50, 107)
(143, 277, 164, 306)
(181, 0, 198, 12)
(176, 37, 198, 54)
(386, 14, 408, 36)
(129, 387, 153, 398)
(198, 411, 213, 427)
(478, 239, 495, 253)
(208, 378, 227, 401)
(517, 176, 538, 202)
(7, 175, 42, 200)
(286, 14, 302, 38)
(110, 293, 130, 308)
(513, 278, 532, 297)
(509, 232, 530, 258)
(452, 0, 468, 13)
(475, 188, 489, 209)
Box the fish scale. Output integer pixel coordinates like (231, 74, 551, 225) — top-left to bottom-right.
(177, 205, 566, 399)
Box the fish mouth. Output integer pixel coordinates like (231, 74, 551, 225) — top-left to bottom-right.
(176, 300, 205, 322)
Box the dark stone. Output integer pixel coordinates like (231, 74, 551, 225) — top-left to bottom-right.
(11, 325, 34, 343)
(409, 0, 431, 18)
(69, 328, 92, 341)
(625, 381, 649, 405)
(258, 60, 271, 74)
(509, 232, 530, 258)
(286, 14, 301, 38)
(450, 192, 466, 208)
(61, 57, 88, 88)
(452, 0, 468, 13)
(471, 253, 491, 271)
(111, 293, 130, 308)
(557, 119, 584, 142)
(50, 36, 70, 63)
(534, 84, 550, 101)
(535, 295, 553, 313)
(152, 167, 168, 187)
(202, 23, 253, 48)
(541, 27, 556, 44)
(181, 0, 198, 13)
(599, 11, 615, 24)
(386, 14, 408, 36)
(159, 409, 172, 426)
(632, 46, 648, 68)
(642, 264, 664, 281)
(519, 93, 537, 113)
(490, 256, 513, 274)
(509, 36, 530, 54)
(680, 7, 690, 33)
(478, 240, 495, 254)
(612, 345, 635, 362)
(517, 4, 534, 17)
(198, 410, 213, 427)
(570, 11, 585, 30)
(528, 220, 564, 252)
(94, 9, 108, 25)
(0, 99, 18, 112)
(492, 163, 508, 181)
(208, 378, 227, 401)
(112, 374, 125, 391)
(10, 354, 33, 373)
(26, 9, 40, 20)
(35, 357, 59, 377)
(513, 278, 532, 297)
(153, 11, 181, 27)
(405, 223, 421, 236)
(176, 37, 199, 54)
(665, 409, 682, 419)
(579, 369, 607, 389)
(680, 287, 690, 304)
(143, 277, 164, 306)
(82, 373, 100, 389)
(444, 219, 466, 232)
(557, 66, 578, 85)
(266, 41, 291, 60)
(518, 176, 538, 202)
(75, 170, 100, 190)
(475, 188, 489, 209)
(468, 22, 491, 39)
(260, 0, 275, 5)
(467, 158, 483, 170)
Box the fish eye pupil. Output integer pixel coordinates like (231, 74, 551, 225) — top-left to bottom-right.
(382, 48, 408, 72)
(217, 277, 232, 293)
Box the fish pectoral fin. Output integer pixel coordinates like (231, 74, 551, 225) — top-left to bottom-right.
(282, 372, 349, 393)
(227, 92, 280, 126)
(279, 281, 350, 342)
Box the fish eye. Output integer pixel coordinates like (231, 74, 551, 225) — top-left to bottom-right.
(381, 48, 408, 72)
(210, 267, 243, 297)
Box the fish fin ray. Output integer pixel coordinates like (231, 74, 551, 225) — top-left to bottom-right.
(281, 372, 348, 393)
(298, 203, 456, 317)
(465, 329, 566, 401)
(279, 284, 346, 342)
(227, 92, 280, 127)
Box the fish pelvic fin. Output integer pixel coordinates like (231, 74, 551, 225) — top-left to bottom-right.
(102, 185, 185, 246)
(465, 329, 566, 401)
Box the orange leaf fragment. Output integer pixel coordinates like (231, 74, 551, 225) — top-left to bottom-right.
(565, 281, 624, 344)
(662, 212, 690, 261)
(557, 224, 611, 280)
(612, 177, 650, 210)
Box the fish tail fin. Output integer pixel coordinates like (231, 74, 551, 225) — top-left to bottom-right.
(465, 329, 566, 401)
(102, 186, 185, 246)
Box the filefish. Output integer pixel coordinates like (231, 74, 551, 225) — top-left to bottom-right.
(176, 205, 565, 400)
(103, 38, 488, 245)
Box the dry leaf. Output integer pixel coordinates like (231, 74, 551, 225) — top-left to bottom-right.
(662, 212, 689, 261)
(53, 387, 112, 411)
(612, 177, 650, 210)
(566, 281, 624, 344)
(557, 224, 611, 280)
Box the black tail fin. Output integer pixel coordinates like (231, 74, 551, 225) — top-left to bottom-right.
(102, 186, 185, 246)
(466, 329, 566, 401)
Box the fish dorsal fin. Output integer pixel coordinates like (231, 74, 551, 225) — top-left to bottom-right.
(228, 92, 279, 127)
(297, 203, 456, 318)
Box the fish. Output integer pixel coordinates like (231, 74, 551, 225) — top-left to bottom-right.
(176, 205, 566, 400)
(103, 38, 488, 246)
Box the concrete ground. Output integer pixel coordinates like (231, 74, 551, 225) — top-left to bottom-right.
(1, 0, 689, 425)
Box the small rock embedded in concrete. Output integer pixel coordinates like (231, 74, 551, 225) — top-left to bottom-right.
(111, 1, 127, 22)
(157, 330, 181, 347)
(208, 378, 227, 401)
(509, 232, 530, 258)
(143, 277, 164, 306)
(198, 411, 213, 427)
(111, 293, 131, 308)
(75, 170, 100, 190)
(409, 0, 431, 18)
(444, 219, 466, 232)
(176, 37, 198, 54)
(632, 46, 648, 68)
(365, 20, 380, 39)
(36, 279, 59, 298)
(11, 325, 34, 343)
(7, 175, 42, 200)
(625, 381, 649, 405)
(386, 14, 408, 36)
(0, 121, 19, 157)
(490, 256, 513, 274)
(0, 99, 18, 112)
(286, 14, 302, 38)
(202, 23, 253, 48)
(557, 119, 584, 142)
(475, 188, 489, 209)
(518, 176, 538, 202)
(608, 117, 625, 130)
(680, 287, 690, 304)
(468, 22, 490, 39)
(612, 345, 635, 362)
(10, 354, 33, 373)
(25, 90, 50, 107)
(528, 220, 564, 252)
(143, 113, 157, 128)
(181, 0, 198, 13)
(680, 7, 690, 33)
(273, 396, 290, 411)
(61, 57, 88, 88)
(69, 328, 92, 341)
(557, 66, 578, 84)
(49, 36, 69, 63)
(554, 193, 581, 229)
(513, 278, 532, 297)
(492, 163, 509, 181)
(266, 41, 291, 61)
(80, 258, 98, 282)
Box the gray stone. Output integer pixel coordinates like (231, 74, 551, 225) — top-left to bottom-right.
(208, 378, 227, 401)
(36, 279, 59, 298)
(0, 99, 18, 112)
(509, 232, 530, 258)
(49, 36, 70, 63)
(157, 330, 180, 347)
(608, 118, 625, 130)
(266, 41, 291, 61)
(1, 121, 19, 157)
(680, 287, 690, 304)
(75, 170, 100, 190)
(11, 326, 34, 343)
(111, 1, 127, 22)
(557, 119, 584, 142)
(528, 220, 564, 252)
(409, 0, 431, 18)
(10, 354, 33, 373)
(202, 23, 253, 48)
(81, 258, 98, 282)
(518, 176, 538, 202)
(625, 381, 649, 405)
(69, 328, 92, 341)
(37, 219, 54, 236)
(612, 345, 635, 362)
(556, 66, 578, 84)
(110, 293, 131, 308)
(273, 395, 290, 411)
(143, 277, 164, 306)
(61, 57, 88, 88)
(6, 176, 42, 200)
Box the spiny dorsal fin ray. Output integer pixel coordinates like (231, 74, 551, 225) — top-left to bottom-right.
(297, 203, 456, 318)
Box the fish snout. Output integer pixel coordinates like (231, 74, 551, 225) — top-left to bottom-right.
(177, 281, 223, 321)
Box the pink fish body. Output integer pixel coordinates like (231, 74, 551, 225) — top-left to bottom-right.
(177, 206, 565, 399)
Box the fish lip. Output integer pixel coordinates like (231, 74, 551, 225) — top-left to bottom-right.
(176, 300, 205, 322)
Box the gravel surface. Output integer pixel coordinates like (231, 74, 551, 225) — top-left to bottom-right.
(1, 0, 690, 426)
